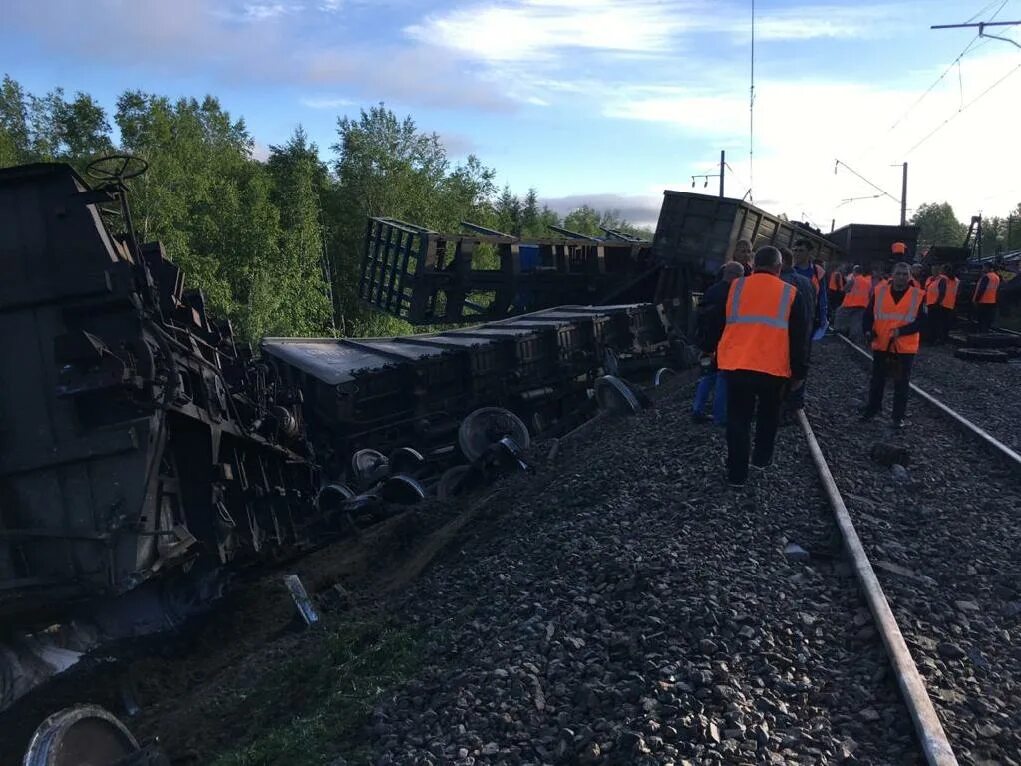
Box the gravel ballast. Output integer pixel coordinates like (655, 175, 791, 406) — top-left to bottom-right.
(364, 379, 919, 765)
(805, 339, 1021, 766)
(908, 342, 1021, 451)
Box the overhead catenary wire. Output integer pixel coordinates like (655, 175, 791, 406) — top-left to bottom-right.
(905, 58, 1021, 155)
(834, 159, 901, 204)
(856, 0, 1008, 159)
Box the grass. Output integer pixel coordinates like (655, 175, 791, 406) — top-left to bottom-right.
(210, 617, 424, 766)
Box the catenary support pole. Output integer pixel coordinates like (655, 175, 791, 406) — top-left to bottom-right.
(719, 150, 725, 198)
(901, 162, 908, 226)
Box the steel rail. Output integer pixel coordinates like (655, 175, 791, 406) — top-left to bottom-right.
(836, 334, 1021, 467)
(797, 410, 959, 766)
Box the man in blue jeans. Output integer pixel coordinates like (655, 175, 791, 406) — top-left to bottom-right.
(692, 261, 744, 424)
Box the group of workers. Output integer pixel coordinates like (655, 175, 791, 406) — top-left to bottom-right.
(692, 238, 1003, 488)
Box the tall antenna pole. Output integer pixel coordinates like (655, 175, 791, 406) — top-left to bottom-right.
(900, 162, 908, 226)
(749, 0, 755, 199)
(719, 149, 725, 198)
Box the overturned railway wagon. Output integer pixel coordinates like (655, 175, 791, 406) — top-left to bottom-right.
(262, 304, 670, 476)
(0, 162, 326, 626)
(358, 191, 854, 329)
(0, 160, 672, 643)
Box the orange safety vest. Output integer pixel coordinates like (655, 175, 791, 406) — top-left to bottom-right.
(843, 275, 873, 308)
(872, 284, 923, 355)
(808, 263, 825, 294)
(925, 275, 945, 307)
(941, 277, 959, 310)
(717, 273, 796, 378)
(828, 271, 845, 291)
(973, 272, 1001, 304)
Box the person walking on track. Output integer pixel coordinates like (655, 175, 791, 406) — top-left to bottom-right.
(715, 246, 810, 487)
(972, 262, 1001, 332)
(692, 262, 744, 424)
(861, 262, 927, 429)
(840, 265, 873, 344)
(779, 247, 816, 417)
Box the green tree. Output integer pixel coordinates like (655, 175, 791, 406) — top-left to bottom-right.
(0, 75, 30, 165)
(979, 216, 1006, 257)
(910, 202, 968, 247)
(329, 103, 495, 335)
(114, 92, 295, 341)
(560, 204, 651, 239)
(562, 204, 602, 236)
(494, 185, 522, 235)
(266, 126, 335, 337)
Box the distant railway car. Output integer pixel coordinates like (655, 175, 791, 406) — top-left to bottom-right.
(826, 223, 920, 273)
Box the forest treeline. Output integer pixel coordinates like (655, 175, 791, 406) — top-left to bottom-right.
(0, 76, 651, 340)
(2, 76, 1017, 340)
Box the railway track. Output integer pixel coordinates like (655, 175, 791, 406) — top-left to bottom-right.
(802, 339, 1021, 766)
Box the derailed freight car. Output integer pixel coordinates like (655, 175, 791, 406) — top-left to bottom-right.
(262, 304, 671, 478)
(0, 158, 673, 635)
(0, 159, 675, 721)
(0, 161, 326, 628)
(651, 191, 843, 292)
(357, 191, 849, 331)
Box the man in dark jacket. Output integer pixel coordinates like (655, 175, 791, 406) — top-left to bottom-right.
(692, 261, 745, 424)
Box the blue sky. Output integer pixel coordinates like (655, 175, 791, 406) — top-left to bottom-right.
(3, 0, 1020, 229)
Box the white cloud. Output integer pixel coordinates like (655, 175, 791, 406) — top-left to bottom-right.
(405, 0, 704, 63)
(300, 96, 355, 109)
(405, 0, 906, 68)
(750, 5, 904, 41)
(243, 3, 297, 21)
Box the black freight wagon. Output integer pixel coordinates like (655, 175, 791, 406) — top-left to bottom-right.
(826, 223, 920, 273)
(651, 191, 844, 292)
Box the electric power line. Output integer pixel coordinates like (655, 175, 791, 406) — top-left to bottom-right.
(834, 159, 901, 204)
(859, 0, 1009, 156)
(905, 58, 1021, 155)
(965, 0, 1008, 23)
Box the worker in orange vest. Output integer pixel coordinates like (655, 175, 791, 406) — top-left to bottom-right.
(972, 262, 1001, 331)
(938, 265, 960, 342)
(861, 262, 927, 428)
(839, 265, 874, 344)
(827, 265, 846, 324)
(715, 246, 810, 487)
(924, 265, 953, 344)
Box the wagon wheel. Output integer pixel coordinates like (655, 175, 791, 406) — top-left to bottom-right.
(22, 705, 139, 765)
(84, 153, 149, 184)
